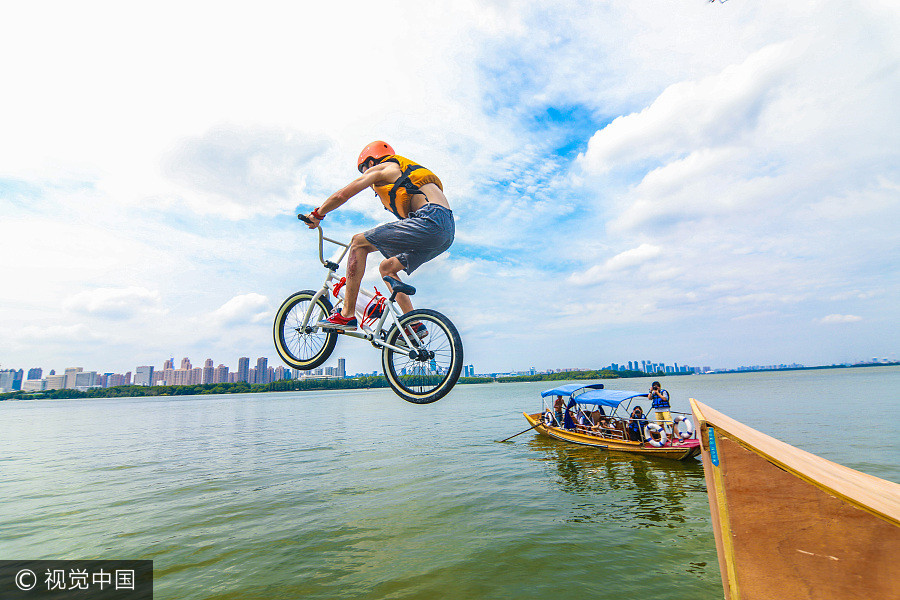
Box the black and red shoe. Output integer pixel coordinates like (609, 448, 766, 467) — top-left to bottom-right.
(405, 321, 428, 340)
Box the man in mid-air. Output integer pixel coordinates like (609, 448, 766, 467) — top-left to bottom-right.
(303, 141, 454, 334)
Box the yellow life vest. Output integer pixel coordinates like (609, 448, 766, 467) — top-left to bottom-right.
(372, 155, 443, 219)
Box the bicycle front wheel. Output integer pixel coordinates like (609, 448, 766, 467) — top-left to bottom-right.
(382, 309, 463, 404)
(273, 290, 337, 370)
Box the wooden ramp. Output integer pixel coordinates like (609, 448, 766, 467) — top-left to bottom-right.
(691, 399, 900, 600)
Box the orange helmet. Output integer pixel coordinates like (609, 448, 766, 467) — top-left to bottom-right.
(357, 141, 395, 173)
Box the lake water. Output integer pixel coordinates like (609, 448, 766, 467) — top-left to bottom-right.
(2, 367, 898, 599)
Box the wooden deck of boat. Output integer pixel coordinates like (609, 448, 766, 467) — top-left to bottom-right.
(691, 399, 900, 600)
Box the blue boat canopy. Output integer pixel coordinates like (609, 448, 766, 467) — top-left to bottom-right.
(540, 383, 605, 398)
(541, 383, 647, 409)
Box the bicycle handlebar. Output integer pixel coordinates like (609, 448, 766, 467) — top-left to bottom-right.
(297, 212, 348, 269)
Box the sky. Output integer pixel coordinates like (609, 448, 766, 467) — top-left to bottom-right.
(1, 0, 898, 376)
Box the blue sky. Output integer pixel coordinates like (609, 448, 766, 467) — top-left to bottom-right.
(1, 0, 898, 376)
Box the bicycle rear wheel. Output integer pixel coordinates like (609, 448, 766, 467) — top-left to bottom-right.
(273, 290, 337, 370)
(381, 309, 463, 404)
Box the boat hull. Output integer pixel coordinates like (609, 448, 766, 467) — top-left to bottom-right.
(691, 399, 900, 600)
(524, 412, 701, 461)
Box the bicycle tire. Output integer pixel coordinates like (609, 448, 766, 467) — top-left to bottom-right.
(273, 290, 338, 370)
(381, 308, 463, 404)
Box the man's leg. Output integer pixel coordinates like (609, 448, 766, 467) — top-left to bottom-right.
(340, 233, 378, 319)
(379, 257, 413, 314)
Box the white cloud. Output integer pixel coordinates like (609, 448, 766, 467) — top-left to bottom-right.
(64, 287, 164, 320)
(209, 294, 271, 326)
(577, 42, 795, 175)
(573, 244, 663, 285)
(162, 126, 330, 219)
(819, 314, 863, 325)
(18, 324, 103, 343)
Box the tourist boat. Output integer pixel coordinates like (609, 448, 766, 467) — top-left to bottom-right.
(690, 399, 900, 600)
(523, 383, 701, 461)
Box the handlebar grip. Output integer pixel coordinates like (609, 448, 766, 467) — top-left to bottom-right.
(298, 213, 313, 225)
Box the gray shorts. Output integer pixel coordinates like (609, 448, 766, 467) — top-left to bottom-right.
(364, 203, 455, 274)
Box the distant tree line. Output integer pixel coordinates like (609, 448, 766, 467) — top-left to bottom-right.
(493, 369, 665, 383)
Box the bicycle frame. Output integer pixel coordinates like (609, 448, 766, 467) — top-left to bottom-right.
(298, 224, 420, 355)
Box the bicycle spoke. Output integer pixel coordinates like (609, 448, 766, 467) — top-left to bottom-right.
(274, 291, 337, 370)
(385, 314, 457, 396)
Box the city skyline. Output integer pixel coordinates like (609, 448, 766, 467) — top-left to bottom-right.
(3, 351, 895, 395)
(0, 354, 350, 393)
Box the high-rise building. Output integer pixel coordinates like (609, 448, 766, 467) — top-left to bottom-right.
(190, 368, 203, 385)
(337, 358, 346, 378)
(164, 358, 174, 370)
(27, 367, 42, 380)
(45, 374, 66, 390)
(256, 358, 268, 385)
(63, 367, 83, 389)
(73, 371, 98, 389)
(237, 357, 250, 383)
(180, 357, 191, 371)
(203, 359, 214, 384)
(0, 370, 14, 393)
(22, 379, 46, 392)
(134, 366, 154, 386)
(214, 364, 229, 384)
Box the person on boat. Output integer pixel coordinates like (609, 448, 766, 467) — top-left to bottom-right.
(576, 408, 594, 433)
(563, 407, 577, 430)
(304, 141, 455, 333)
(648, 381, 673, 438)
(627, 406, 648, 442)
(590, 408, 611, 436)
(553, 395, 565, 427)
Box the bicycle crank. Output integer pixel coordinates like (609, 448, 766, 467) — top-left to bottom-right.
(409, 348, 435, 361)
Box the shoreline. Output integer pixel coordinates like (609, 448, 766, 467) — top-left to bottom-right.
(1, 362, 896, 402)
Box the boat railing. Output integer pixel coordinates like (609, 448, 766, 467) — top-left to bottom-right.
(539, 399, 563, 427)
(645, 409, 695, 439)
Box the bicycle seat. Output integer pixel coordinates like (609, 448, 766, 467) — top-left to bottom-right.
(383, 276, 416, 296)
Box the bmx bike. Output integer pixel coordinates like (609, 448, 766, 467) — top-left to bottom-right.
(273, 214, 463, 404)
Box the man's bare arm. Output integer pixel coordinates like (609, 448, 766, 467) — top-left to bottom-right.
(304, 162, 402, 227)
